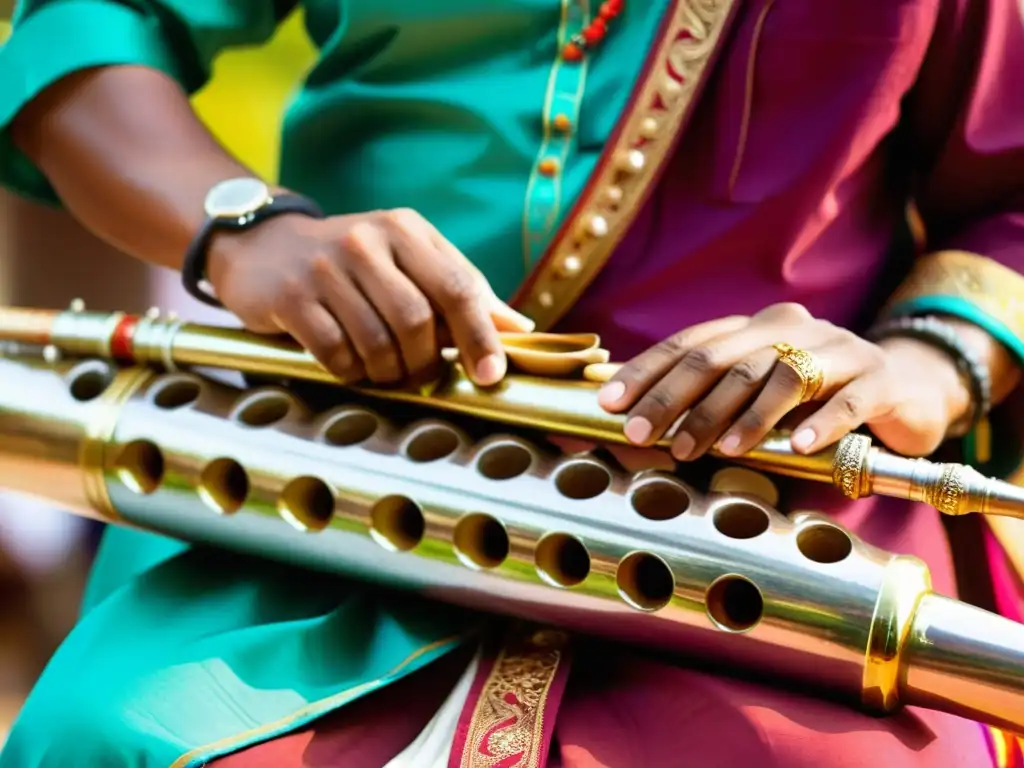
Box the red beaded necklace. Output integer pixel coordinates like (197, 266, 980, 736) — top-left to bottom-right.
(562, 0, 624, 61)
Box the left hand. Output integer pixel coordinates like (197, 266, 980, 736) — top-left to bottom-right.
(595, 303, 973, 461)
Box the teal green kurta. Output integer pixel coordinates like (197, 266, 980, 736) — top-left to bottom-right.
(0, 0, 667, 764)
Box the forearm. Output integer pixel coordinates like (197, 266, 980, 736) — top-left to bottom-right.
(11, 65, 255, 270)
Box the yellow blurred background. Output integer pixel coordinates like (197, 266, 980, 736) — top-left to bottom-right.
(1, 10, 316, 179)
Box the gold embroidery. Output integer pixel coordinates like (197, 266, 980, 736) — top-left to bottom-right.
(514, 0, 741, 331)
(460, 628, 569, 768)
(887, 251, 1024, 343)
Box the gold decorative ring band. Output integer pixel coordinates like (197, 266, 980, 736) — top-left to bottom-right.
(773, 343, 825, 403)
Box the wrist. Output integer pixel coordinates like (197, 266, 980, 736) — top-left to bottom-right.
(877, 336, 974, 433)
(185, 181, 325, 308)
(206, 212, 318, 288)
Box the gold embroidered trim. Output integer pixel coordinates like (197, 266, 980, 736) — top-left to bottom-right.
(459, 628, 568, 768)
(887, 250, 1024, 342)
(514, 0, 740, 331)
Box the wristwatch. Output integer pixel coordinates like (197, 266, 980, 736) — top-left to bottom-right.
(181, 177, 324, 308)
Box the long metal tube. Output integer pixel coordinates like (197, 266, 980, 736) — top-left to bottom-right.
(0, 351, 1021, 734)
(0, 303, 1022, 520)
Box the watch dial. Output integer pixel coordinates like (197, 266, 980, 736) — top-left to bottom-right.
(205, 178, 270, 218)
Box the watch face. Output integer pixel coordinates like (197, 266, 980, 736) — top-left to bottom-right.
(204, 178, 271, 219)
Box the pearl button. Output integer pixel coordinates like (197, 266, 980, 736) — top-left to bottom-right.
(604, 185, 624, 206)
(587, 214, 609, 238)
(618, 149, 645, 173)
(558, 254, 583, 277)
(538, 291, 554, 308)
(639, 117, 659, 139)
(662, 76, 683, 103)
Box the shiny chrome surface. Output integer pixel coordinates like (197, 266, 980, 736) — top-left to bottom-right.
(0, 352, 1021, 734)
(1, 303, 1022, 520)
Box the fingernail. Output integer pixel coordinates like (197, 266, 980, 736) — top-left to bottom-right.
(624, 417, 652, 445)
(792, 428, 817, 452)
(475, 354, 505, 385)
(494, 302, 536, 332)
(512, 312, 536, 332)
(718, 434, 742, 455)
(598, 381, 626, 407)
(672, 432, 696, 461)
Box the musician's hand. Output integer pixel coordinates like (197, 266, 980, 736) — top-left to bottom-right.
(595, 303, 972, 460)
(206, 209, 534, 385)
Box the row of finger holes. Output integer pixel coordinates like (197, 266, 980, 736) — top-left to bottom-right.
(215, 401, 699, 522)
(89, 374, 844, 562)
(112, 443, 773, 629)
(113, 451, 765, 633)
(225, 402, 847, 566)
(67, 366, 681, 516)
(113, 438, 852, 568)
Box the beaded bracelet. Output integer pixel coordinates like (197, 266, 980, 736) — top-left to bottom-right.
(865, 315, 992, 435)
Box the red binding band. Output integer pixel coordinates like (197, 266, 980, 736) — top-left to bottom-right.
(109, 315, 140, 361)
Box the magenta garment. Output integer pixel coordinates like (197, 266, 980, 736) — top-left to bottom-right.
(212, 1, 1024, 764)
(560, 0, 1024, 355)
(553, 0, 1024, 603)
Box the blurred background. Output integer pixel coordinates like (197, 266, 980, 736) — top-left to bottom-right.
(0, 8, 316, 739)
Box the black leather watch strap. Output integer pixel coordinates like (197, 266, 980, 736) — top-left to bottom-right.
(182, 193, 325, 308)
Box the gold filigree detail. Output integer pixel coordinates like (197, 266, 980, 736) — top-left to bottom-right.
(923, 464, 968, 518)
(887, 251, 1024, 343)
(459, 627, 568, 768)
(832, 434, 871, 500)
(515, 0, 740, 330)
(773, 343, 825, 403)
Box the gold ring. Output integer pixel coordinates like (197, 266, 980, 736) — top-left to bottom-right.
(772, 343, 824, 403)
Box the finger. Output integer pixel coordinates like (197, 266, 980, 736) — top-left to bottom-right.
(619, 324, 796, 447)
(597, 316, 751, 413)
(273, 300, 364, 383)
(348, 254, 439, 379)
(386, 210, 507, 386)
(790, 370, 895, 454)
(671, 347, 779, 461)
(425, 221, 536, 334)
(487, 294, 536, 333)
(317, 264, 404, 383)
(720, 342, 884, 456)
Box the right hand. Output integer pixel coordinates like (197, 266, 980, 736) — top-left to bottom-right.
(206, 208, 535, 385)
